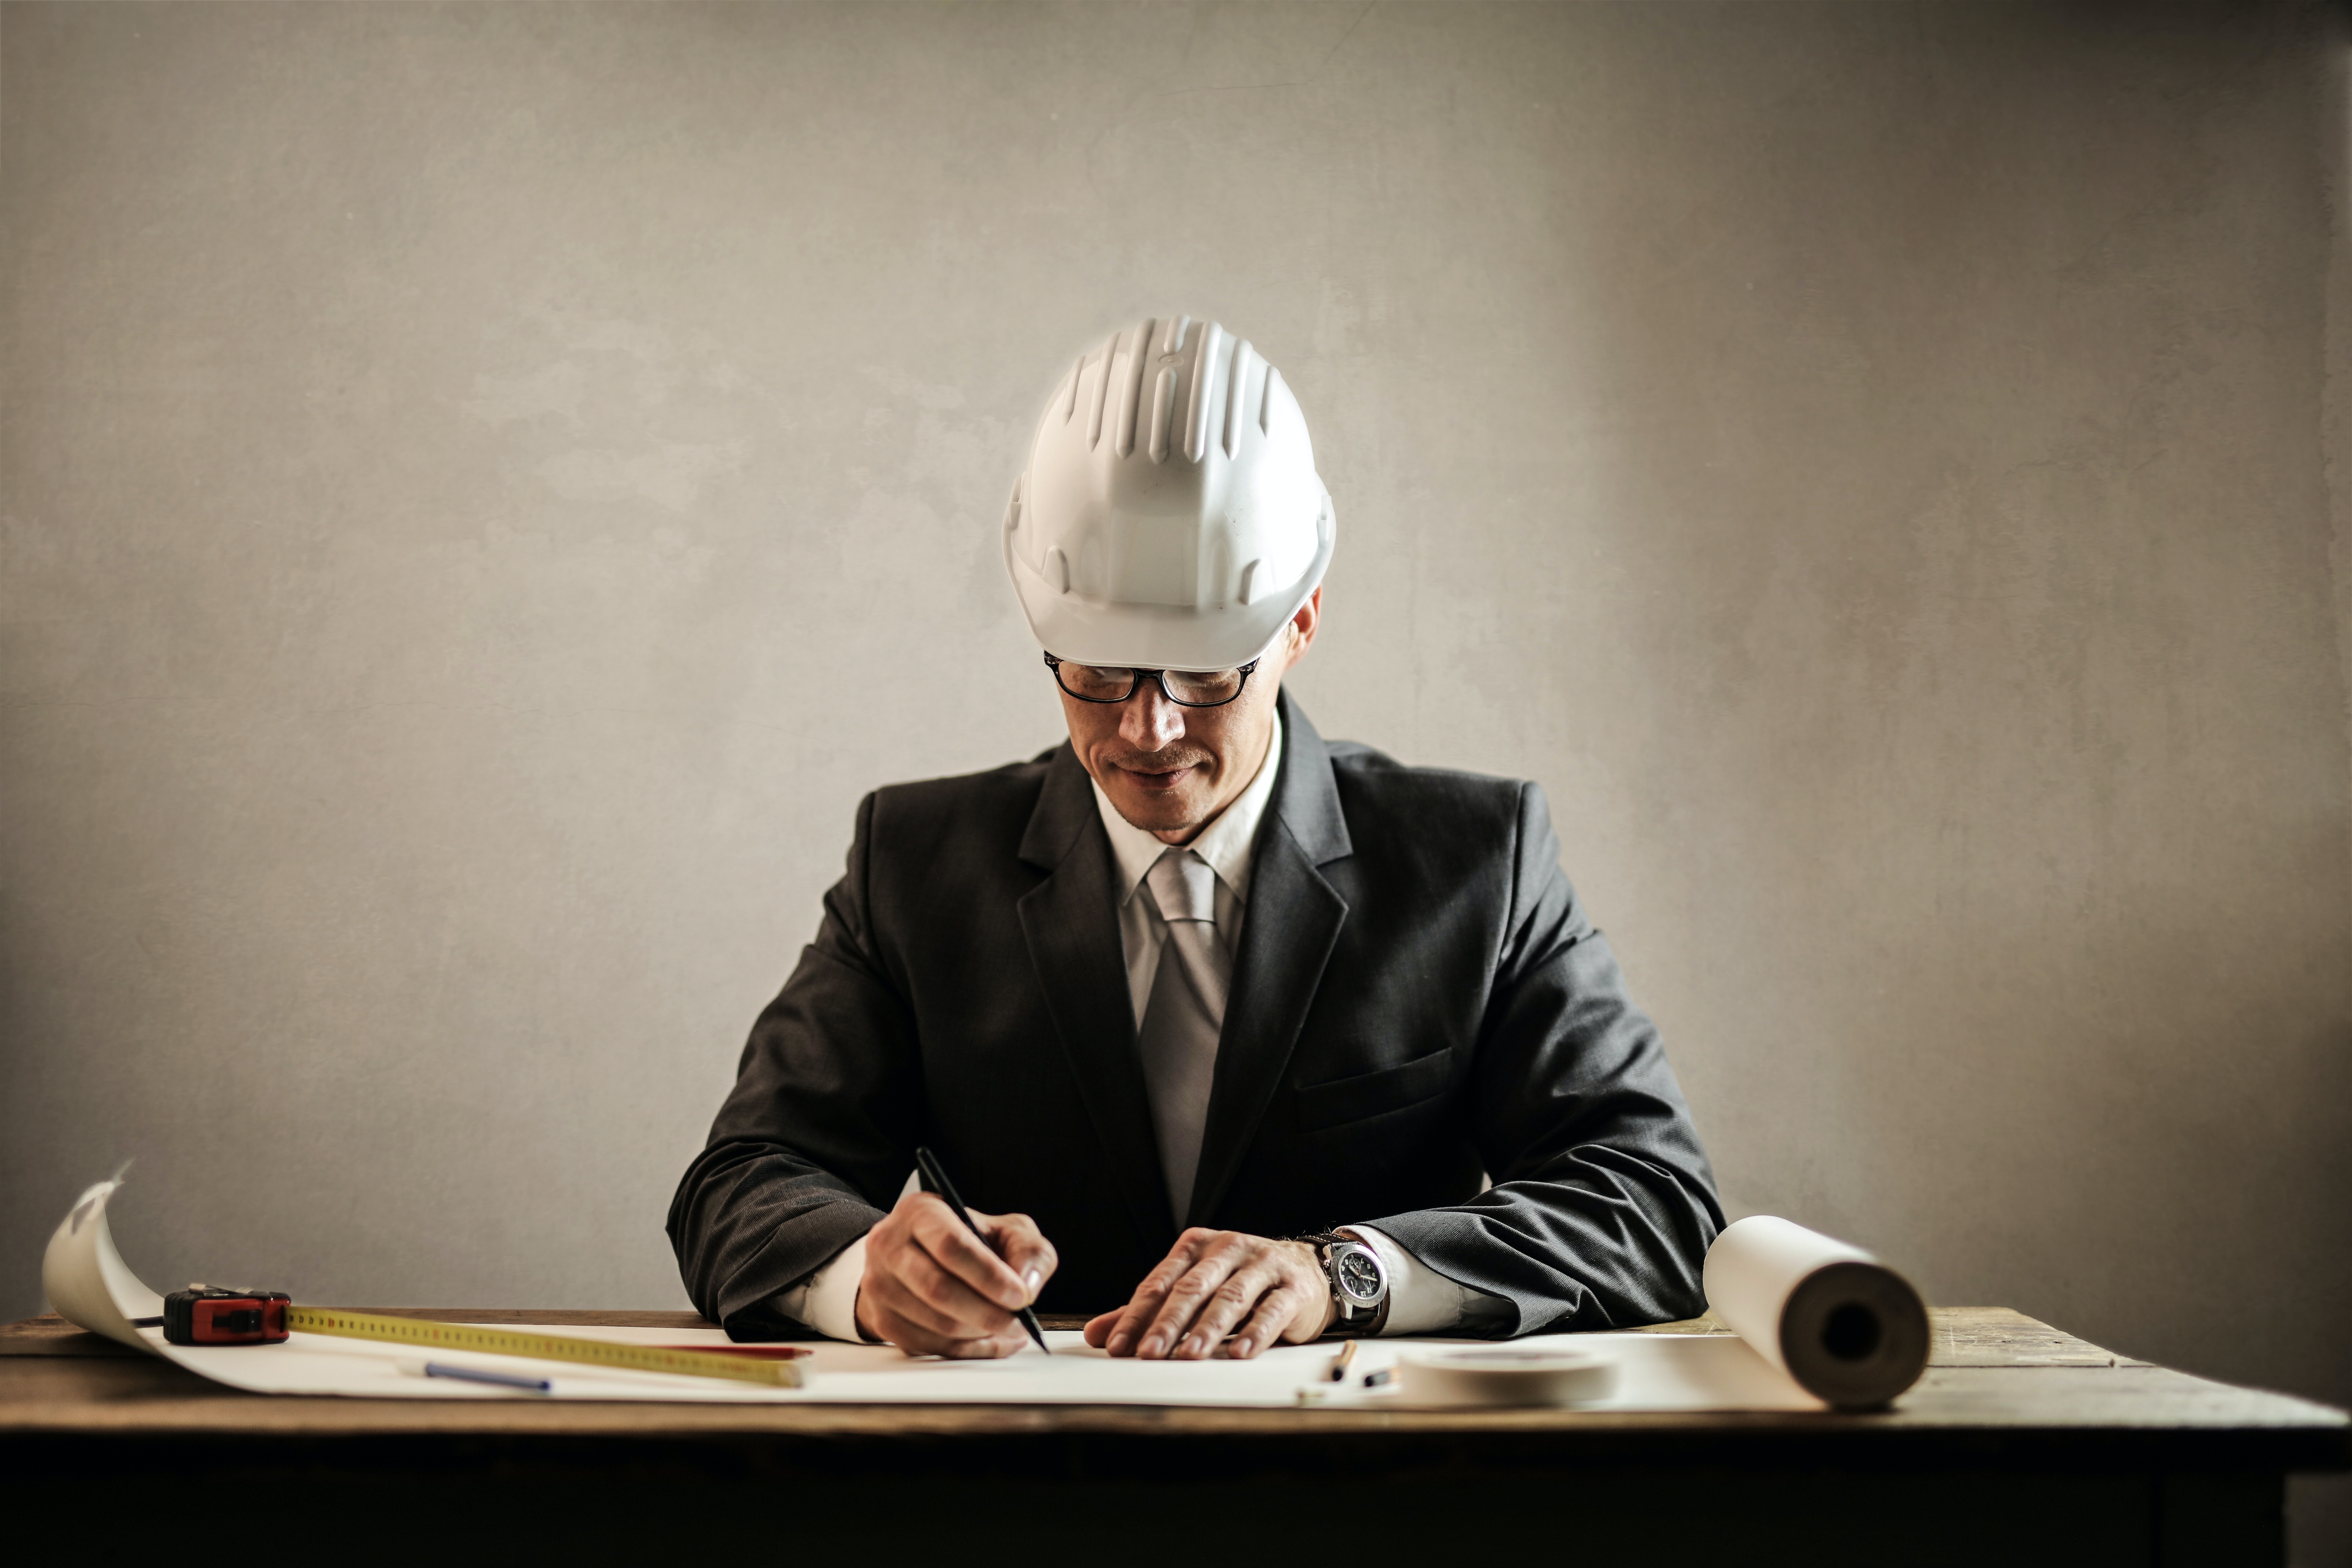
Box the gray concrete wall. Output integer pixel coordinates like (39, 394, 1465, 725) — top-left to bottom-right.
(5, 1, 2346, 1553)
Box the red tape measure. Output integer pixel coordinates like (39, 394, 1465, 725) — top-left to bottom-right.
(163, 1287, 290, 1345)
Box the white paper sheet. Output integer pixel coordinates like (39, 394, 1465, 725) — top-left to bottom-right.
(40, 1180, 806, 1403)
(377, 1322, 1813, 1410)
(40, 1178, 165, 1348)
(40, 1178, 1824, 1410)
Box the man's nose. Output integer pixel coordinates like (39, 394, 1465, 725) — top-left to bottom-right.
(1119, 682, 1186, 752)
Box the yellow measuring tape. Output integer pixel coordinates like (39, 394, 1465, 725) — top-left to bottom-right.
(285, 1306, 802, 1388)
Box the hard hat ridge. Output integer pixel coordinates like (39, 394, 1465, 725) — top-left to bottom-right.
(1004, 315, 1334, 672)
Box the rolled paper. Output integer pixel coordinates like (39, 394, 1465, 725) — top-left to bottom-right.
(1703, 1215, 1931, 1409)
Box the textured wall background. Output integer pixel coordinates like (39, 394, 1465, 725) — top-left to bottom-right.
(5, 1, 2348, 1554)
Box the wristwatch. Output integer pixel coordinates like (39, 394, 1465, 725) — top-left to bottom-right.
(1304, 1231, 1390, 1337)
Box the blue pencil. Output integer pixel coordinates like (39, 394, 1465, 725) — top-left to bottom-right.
(423, 1361, 553, 1394)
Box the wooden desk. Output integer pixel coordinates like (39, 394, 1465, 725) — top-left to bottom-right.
(4, 1307, 2341, 1566)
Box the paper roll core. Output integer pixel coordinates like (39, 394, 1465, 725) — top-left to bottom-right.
(1777, 1259, 1930, 1409)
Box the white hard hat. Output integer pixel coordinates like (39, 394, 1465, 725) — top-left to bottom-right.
(1003, 315, 1334, 672)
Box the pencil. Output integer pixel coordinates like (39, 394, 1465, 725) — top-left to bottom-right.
(417, 1362, 553, 1394)
(913, 1145, 1052, 1355)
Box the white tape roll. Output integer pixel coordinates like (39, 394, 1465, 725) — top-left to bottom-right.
(1395, 1345, 1619, 1408)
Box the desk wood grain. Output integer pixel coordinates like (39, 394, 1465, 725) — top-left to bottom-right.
(0, 1307, 2334, 1468)
(2, 1307, 2339, 1566)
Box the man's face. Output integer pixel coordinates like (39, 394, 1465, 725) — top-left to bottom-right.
(1059, 591, 1320, 845)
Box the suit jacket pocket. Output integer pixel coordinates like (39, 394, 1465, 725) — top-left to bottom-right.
(1293, 1049, 1455, 1133)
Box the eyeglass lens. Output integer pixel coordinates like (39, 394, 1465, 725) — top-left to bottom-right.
(1055, 662, 1248, 707)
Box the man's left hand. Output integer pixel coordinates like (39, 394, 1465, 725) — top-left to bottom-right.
(1083, 1228, 1336, 1359)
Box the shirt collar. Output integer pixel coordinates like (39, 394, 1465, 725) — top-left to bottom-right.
(1091, 703, 1284, 908)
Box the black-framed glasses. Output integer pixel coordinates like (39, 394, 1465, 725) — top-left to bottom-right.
(1044, 652, 1259, 708)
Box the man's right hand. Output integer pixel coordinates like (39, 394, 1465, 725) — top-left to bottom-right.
(853, 1191, 1057, 1358)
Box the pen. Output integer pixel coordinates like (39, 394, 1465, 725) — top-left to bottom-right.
(417, 1361, 553, 1394)
(1328, 1338, 1358, 1382)
(913, 1145, 1051, 1355)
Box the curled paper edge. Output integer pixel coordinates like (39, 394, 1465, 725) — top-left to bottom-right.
(42, 1178, 168, 1352)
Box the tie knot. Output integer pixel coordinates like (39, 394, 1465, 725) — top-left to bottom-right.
(1145, 849, 1219, 925)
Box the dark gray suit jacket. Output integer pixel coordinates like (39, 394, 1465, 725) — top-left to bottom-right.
(669, 692, 1722, 1336)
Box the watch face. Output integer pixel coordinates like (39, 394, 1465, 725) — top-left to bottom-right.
(1334, 1246, 1383, 1303)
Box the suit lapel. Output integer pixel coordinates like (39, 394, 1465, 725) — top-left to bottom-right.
(1016, 747, 1178, 1252)
(1185, 691, 1353, 1227)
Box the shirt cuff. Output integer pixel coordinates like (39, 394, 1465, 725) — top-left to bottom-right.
(776, 1232, 875, 1343)
(1343, 1224, 1511, 1336)
(778, 1168, 923, 1343)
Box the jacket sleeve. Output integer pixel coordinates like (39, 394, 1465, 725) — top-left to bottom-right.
(665, 791, 919, 1338)
(1362, 782, 1725, 1335)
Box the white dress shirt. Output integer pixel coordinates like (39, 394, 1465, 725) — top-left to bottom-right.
(780, 707, 1505, 1341)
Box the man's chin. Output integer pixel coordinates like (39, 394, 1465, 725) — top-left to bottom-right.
(1102, 780, 1212, 839)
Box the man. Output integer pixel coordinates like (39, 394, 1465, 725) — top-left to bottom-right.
(669, 315, 1722, 1359)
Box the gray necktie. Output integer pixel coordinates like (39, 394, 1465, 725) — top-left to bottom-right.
(1138, 848, 1230, 1226)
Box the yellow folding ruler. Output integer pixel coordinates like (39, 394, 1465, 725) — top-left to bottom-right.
(286, 1306, 803, 1388)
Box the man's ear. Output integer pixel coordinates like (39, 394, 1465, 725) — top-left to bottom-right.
(1283, 587, 1322, 669)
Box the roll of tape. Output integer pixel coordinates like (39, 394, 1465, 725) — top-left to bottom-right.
(1395, 1345, 1619, 1408)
